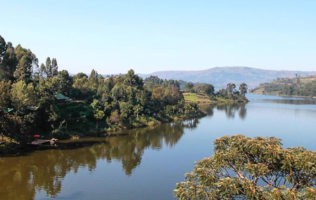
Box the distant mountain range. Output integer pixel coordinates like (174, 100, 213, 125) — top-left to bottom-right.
(140, 67, 316, 89)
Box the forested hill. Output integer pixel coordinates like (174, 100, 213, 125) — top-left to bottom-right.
(251, 76, 316, 97)
(141, 67, 316, 89)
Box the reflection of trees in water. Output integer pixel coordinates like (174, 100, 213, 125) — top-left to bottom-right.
(215, 104, 247, 119)
(0, 104, 249, 199)
(0, 122, 191, 199)
(179, 118, 200, 129)
(199, 103, 247, 119)
(199, 104, 214, 117)
(238, 105, 247, 119)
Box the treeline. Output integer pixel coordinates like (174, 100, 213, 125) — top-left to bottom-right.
(185, 81, 248, 102)
(252, 76, 316, 97)
(0, 35, 203, 144)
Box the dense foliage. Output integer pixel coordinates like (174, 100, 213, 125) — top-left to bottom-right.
(252, 76, 316, 97)
(0, 35, 203, 144)
(175, 135, 316, 200)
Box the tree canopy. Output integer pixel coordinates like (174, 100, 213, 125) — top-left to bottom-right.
(175, 135, 316, 200)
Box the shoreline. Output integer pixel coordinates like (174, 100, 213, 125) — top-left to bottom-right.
(251, 92, 316, 99)
(0, 113, 205, 157)
(0, 100, 247, 157)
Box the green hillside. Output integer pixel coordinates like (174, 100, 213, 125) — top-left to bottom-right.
(252, 76, 316, 97)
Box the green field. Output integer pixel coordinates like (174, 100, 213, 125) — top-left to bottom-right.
(183, 93, 213, 104)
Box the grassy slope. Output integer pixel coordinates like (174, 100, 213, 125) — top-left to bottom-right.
(183, 92, 246, 104)
(183, 93, 213, 104)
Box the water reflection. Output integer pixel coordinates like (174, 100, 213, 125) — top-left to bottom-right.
(0, 122, 195, 200)
(0, 104, 249, 199)
(216, 104, 247, 119)
(200, 103, 247, 119)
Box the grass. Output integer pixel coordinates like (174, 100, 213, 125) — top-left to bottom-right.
(183, 93, 213, 104)
(184, 92, 247, 105)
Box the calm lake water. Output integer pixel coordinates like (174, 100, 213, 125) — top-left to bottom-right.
(1, 94, 316, 200)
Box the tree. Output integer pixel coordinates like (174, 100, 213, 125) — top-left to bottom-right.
(13, 45, 38, 83)
(45, 57, 52, 78)
(164, 85, 183, 105)
(51, 58, 58, 77)
(0, 35, 6, 58)
(239, 83, 248, 97)
(133, 104, 143, 119)
(185, 82, 194, 92)
(0, 39, 18, 81)
(0, 81, 12, 140)
(175, 135, 316, 200)
(90, 99, 105, 130)
(0, 35, 7, 80)
(88, 69, 99, 91)
(6, 81, 39, 144)
(0, 81, 11, 110)
(226, 83, 236, 97)
(52, 70, 73, 95)
(144, 75, 163, 89)
(152, 86, 165, 101)
(72, 73, 90, 99)
(110, 110, 120, 124)
(111, 83, 127, 101)
(11, 80, 37, 110)
(195, 84, 215, 96)
(124, 69, 143, 89)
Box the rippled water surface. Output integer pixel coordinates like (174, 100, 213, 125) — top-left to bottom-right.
(1, 94, 316, 200)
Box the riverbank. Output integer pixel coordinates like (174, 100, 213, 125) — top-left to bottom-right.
(0, 97, 247, 156)
(0, 111, 206, 156)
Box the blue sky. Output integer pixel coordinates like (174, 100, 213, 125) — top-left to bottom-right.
(1, 0, 316, 74)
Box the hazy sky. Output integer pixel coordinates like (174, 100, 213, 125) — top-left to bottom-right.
(1, 0, 316, 74)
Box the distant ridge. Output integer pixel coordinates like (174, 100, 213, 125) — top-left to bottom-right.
(141, 67, 316, 89)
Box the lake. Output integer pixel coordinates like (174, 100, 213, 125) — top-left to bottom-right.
(1, 94, 316, 200)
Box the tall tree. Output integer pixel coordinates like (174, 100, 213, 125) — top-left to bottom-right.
(39, 63, 47, 78)
(239, 83, 248, 97)
(51, 58, 58, 77)
(45, 57, 52, 78)
(226, 83, 236, 97)
(0, 36, 17, 81)
(0, 35, 6, 63)
(124, 69, 143, 89)
(88, 69, 99, 91)
(0, 80, 11, 107)
(0, 35, 7, 80)
(90, 99, 105, 130)
(13, 45, 38, 83)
